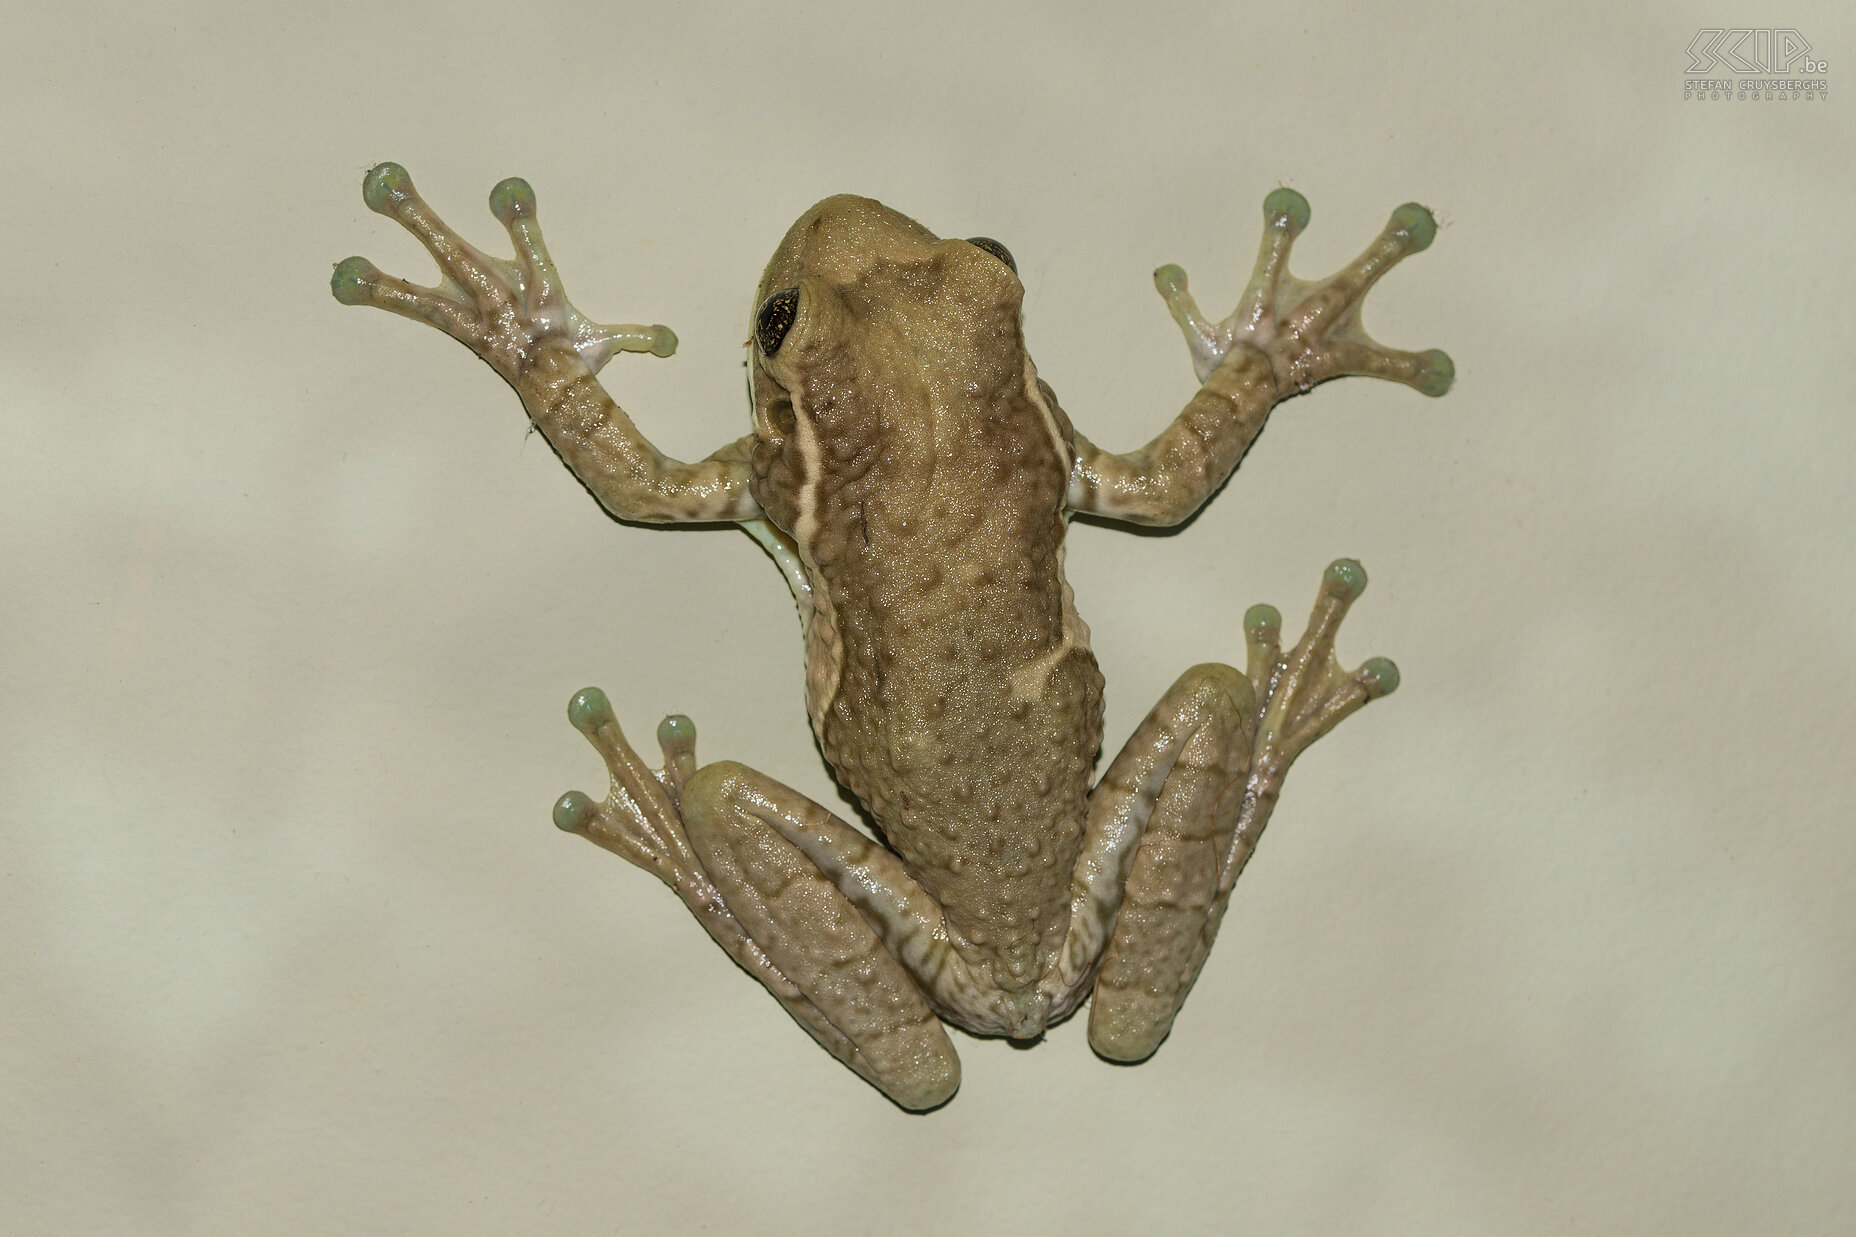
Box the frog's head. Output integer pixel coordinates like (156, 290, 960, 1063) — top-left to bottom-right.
(747, 195, 1053, 553)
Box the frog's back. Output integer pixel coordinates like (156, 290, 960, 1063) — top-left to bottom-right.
(808, 391, 1103, 980)
(745, 196, 1104, 986)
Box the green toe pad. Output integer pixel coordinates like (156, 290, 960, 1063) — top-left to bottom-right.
(1263, 187, 1311, 232)
(1244, 603, 1282, 635)
(1359, 657, 1400, 696)
(553, 790, 598, 833)
(1324, 558, 1368, 600)
(567, 686, 615, 735)
(330, 256, 377, 305)
(1416, 349, 1454, 397)
(1390, 202, 1437, 252)
(362, 162, 412, 214)
(489, 177, 536, 223)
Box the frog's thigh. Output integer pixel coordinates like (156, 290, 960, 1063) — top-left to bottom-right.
(1087, 664, 1254, 1063)
(679, 761, 961, 1110)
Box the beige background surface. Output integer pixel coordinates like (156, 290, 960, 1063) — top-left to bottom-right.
(4, 2, 1852, 1233)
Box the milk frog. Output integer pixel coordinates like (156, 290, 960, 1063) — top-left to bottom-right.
(332, 166, 1451, 1109)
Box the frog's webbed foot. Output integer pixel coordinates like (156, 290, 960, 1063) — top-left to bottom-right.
(1240, 558, 1399, 792)
(1225, 558, 1399, 904)
(551, 688, 705, 887)
(552, 689, 961, 1111)
(1155, 188, 1453, 398)
(331, 163, 675, 385)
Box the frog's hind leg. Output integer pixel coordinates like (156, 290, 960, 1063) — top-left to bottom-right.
(552, 688, 963, 1110)
(1050, 559, 1398, 1062)
(1043, 663, 1256, 1060)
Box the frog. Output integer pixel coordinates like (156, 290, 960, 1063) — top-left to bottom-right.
(331, 164, 1452, 1110)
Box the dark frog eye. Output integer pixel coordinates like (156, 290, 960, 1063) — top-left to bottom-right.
(965, 237, 1016, 274)
(755, 286, 800, 356)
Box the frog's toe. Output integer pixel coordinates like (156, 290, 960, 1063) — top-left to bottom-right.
(360, 162, 415, 216)
(329, 256, 380, 306)
(1414, 349, 1455, 397)
(1317, 335, 1455, 395)
(1262, 186, 1312, 234)
(487, 176, 537, 225)
(580, 321, 679, 371)
(359, 162, 448, 246)
(1238, 186, 1311, 319)
(1249, 559, 1399, 763)
(1390, 201, 1437, 252)
(485, 175, 562, 309)
(1151, 264, 1220, 381)
(655, 713, 698, 795)
(329, 254, 478, 339)
(552, 789, 600, 834)
(1358, 656, 1400, 699)
(567, 686, 616, 734)
(1324, 556, 1368, 601)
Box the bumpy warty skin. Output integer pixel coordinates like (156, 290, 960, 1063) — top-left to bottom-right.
(749, 197, 1104, 990)
(336, 161, 1453, 1105)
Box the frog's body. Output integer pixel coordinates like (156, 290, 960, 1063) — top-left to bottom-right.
(333, 170, 1452, 1107)
(754, 197, 1101, 1006)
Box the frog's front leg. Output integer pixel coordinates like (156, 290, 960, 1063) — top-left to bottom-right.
(1066, 188, 1452, 525)
(1042, 560, 1397, 1061)
(551, 689, 978, 1110)
(331, 163, 757, 524)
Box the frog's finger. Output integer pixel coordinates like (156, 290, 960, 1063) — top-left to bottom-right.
(1242, 602, 1283, 699)
(1154, 264, 1216, 348)
(361, 163, 512, 311)
(1233, 187, 1311, 332)
(329, 256, 479, 342)
(655, 714, 698, 797)
(487, 176, 568, 320)
(1153, 264, 1225, 381)
(1282, 202, 1435, 344)
(579, 321, 679, 370)
(1283, 655, 1398, 755)
(1318, 340, 1455, 397)
(1301, 557, 1367, 656)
